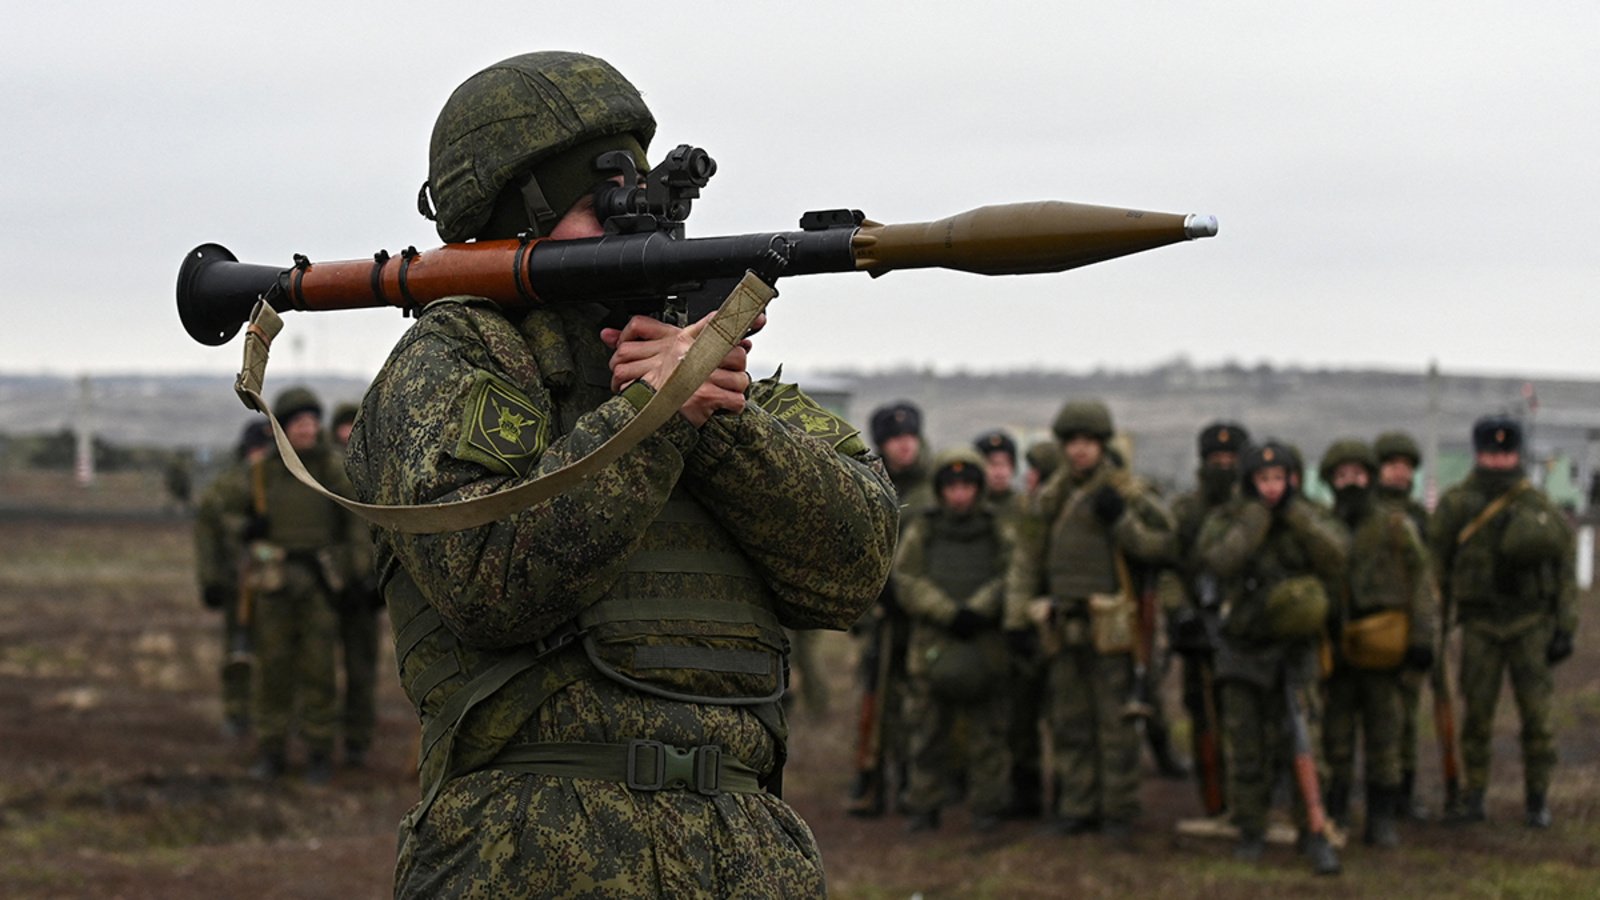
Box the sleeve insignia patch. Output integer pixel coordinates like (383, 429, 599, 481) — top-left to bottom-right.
(752, 379, 866, 455)
(455, 370, 549, 477)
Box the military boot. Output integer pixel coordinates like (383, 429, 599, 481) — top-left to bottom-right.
(1448, 789, 1486, 825)
(846, 771, 885, 818)
(1303, 832, 1341, 876)
(1525, 792, 1552, 829)
(1325, 777, 1351, 831)
(1364, 784, 1400, 848)
(305, 749, 334, 786)
(905, 808, 940, 834)
(1398, 770, 1428, 821)
(1147, 722, 1190, 781)
(1005, 767, 1044, 819)
(1233, 831, 1266, 862)
(249, 749, 286, 782)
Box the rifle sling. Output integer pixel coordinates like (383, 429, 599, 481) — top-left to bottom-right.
(232, 272, 777, 535)
(1455, 480, 1529, 547)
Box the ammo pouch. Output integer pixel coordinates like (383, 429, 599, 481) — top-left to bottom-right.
(1340, 609, 1409, 670)
(577, 596, 789, 705)
(1088, 591, 1138, 655)
(243, 541, 287, 593)
(924, 632, 1007, 702)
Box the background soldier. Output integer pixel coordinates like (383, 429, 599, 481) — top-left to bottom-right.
(1318, 440, 1436, 848)
(848, 400, 934, 817)
(1429, 416, 1577, 828)
(1008, 399, 1175, 841)
(213, 387, 363, 783)
(1167, 420, 1250, 816)
(975, 429, 1024, 521)
(896, 449, 1017, 833)
(1024, 440, 1063, 497)
(345, 51, 897, 895)
(1373, 429, 1435, 819)
(330, 401, 381, 768)
(1198, 441, 1348, 875)
(193, 420, 274, 738)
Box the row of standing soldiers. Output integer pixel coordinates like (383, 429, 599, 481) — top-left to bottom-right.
(848, 399, 1578, 876)
(192, 387, 382, 783)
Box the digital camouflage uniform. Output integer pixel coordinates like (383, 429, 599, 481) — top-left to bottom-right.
(330, 409, 383, 764)
(194, 456, 258, 730)
(1008, 430, 1176, 831)
(1428, 462, 1577, 819)
(345, 297, 898, 898)
(1373, 430, 1434, 813)
(207, 412, 364, 770)
(1197, 488, 1349, 844)
(894, 450, 1017, 828)
(1319, 440, 1438, 844)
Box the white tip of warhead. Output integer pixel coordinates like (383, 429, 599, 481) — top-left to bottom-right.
(1184, 214, 1219, 239)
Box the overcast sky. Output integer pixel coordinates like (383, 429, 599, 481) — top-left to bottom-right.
(3, 1, 1596, 384)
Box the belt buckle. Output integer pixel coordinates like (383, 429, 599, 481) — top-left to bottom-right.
(694, 745, 722, 795)
(625, 739, 667, 791)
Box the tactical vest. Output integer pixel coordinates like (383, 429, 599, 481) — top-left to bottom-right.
(253, 448, 347, 551)
(923, 510, 1002, 605)
(1450, 479, 1562, 621)
(391, 487, 789, 829)
(1045, 469, 1119, 601)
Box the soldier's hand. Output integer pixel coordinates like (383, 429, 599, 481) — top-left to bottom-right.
(949, 608, 988, 640)
(202, 586, 229, 610)
(602, 313, 764, 427)
(1402, 643, 1435, 672)
(1091, 485, 1126, 524)
(1547, 629, 1574, 665)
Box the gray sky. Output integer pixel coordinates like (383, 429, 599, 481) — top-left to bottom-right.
(4, 1, 1596, 382)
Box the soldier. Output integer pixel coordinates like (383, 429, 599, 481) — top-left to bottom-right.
(1167, 420, 1250, 815)
(1007, 399, 1175, 841)
(1317, 440, 1437, 848)
(1197, 441, 1348, 875)
(1023, 439, 1062, 497)
(344, 52, 898, 895)
(975, 429, 1024, 521)
(211, 387, 364, 783)
(1373, 430, 1434, 819)
(330, 401, 382, 768)
(896, 449, 1017, 833)
(1429, 416, 1577, 828)
(846, 400, 934, 817)
(193, 420, 274, 738)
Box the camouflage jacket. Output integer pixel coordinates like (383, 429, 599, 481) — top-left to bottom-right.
(346, 299, 899, 788)
(1197, 495, 1349, 645)
(1340, 496, 1438, 652)
(1427, 468, 1577, 635)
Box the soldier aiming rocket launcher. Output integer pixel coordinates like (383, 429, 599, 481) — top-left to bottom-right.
(178, 144, 1217, 346)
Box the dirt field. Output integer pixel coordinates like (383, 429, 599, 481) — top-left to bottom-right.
(2, 471, 1597, 898)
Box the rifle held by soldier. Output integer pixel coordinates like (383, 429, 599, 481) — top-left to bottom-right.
(178, 144, 1216, 345)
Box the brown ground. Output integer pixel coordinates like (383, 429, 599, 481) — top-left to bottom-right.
(2, 470, 1598, 898)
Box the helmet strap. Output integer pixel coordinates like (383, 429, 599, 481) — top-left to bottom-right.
(518, 173, 561, 235)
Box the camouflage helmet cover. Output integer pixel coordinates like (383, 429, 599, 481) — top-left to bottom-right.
(1373, 430, 1421, 466)
(424, 51, 657, 243)
(932, 446, 987, 493)
(1051, 400, 1114, 441)
(1024, 440, 1063, 479)
(1318, 438, 1377, 482)
(272, 385, 323, 424)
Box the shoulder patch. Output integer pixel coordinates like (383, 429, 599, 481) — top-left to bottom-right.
(751, 379, 867, 456)
(455, 370, 549, 477)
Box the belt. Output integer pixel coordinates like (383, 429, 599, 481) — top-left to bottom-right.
(487, 740, 763, 795)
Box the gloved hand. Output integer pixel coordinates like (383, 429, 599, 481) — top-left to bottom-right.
(1402, 643, 1435, 672)
(1547, 629, 1574, 665)
(243, 515, 271, 542)
(1167, 607, 1211, 653)
(949, 608, 989, 640)
(202, 585, 229, 610)
(1004, 628, 1038, 659)
(1092, 485, 1126, 525)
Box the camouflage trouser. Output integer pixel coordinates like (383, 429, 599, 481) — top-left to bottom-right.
(1221, 676, 1323, 838)
(1047, 647, 1141, 823)
(398, 769, 824, 899)
(1397, 669, 1423, 776)
(1459, 618, 1557, 796)
(1007, 653, 1048, 789)
(253, 561, 338, 755)
(902, 676, 1012, 817)
(1323, 666, 1403, 790)
(337, 603, 381, 751)
(221, 594, 252, 722)
(1180, 651, 1226, 812)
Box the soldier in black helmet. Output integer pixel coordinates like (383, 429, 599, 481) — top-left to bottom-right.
(345, 52, 897, 895)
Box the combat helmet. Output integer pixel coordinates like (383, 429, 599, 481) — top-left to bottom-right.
(272, 386, 323, 423)
(1373, 430, 1421, 466)
(421, 51, 657, 243)
(1051, 400, 1114, 442)
(932, 447, 987, 494)
(1025, 440, 1062, 480)
(1318, 438, 1377, 483)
